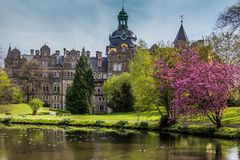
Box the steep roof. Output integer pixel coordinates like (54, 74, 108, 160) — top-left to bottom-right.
(174, 24, 189, 44)
(90, 57, 108, 72)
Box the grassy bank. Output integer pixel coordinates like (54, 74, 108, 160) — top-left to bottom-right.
(0, 103, 240, 140)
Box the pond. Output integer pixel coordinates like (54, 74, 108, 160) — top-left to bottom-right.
(0, 125, 239, 160)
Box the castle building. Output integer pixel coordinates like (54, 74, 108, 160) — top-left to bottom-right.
(4, 6, 189, 114)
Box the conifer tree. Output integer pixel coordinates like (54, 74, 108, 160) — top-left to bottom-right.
(65, 51, 95, 114)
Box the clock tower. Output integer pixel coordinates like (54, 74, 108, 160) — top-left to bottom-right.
(107, 5, 137, 76)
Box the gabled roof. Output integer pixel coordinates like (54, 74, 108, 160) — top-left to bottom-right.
(174, 24, 189, 44)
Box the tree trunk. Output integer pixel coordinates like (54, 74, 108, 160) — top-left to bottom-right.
(216, 115, 222, 128)
(32, 110, 37, 115)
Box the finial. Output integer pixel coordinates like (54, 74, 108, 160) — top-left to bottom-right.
(122, 0, 125, 10)
(181, 15, 184, 25)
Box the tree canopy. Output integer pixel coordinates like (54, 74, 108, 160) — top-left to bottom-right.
(129, 48, 160, 112)
(155, 49, 240, 127)
(0, 69, 23, 104)
(29, 98, 44, 115)
(217, 1, 240, 32)
(103, 73, 134, 112)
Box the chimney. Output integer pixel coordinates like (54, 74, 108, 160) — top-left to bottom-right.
(86, 51, 90, 58)
(35, 50, 40, 55)
(63, 48, 66, 55)
(96, 51, 102, 68)
(30, 49, 34, 55)
(55, 50, 60, 55)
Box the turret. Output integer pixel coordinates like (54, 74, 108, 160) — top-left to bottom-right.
(173, 16, 190, 48)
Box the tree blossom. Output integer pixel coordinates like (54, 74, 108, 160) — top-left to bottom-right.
(155, 49, 240, 127)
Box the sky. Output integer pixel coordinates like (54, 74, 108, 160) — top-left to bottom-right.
(0, 0, 237, 57)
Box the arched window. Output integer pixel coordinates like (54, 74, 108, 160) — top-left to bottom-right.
(99, 105, 104, 111)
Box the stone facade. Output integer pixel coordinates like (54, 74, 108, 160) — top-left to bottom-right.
(4, 46, 109, 113)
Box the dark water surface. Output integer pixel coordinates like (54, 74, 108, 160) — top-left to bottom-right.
(0, 125, 239, 160)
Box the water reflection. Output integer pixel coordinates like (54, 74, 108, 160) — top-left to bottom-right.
(0, 125, 239, 160)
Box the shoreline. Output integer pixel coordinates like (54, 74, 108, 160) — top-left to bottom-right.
(1, 116, 240, 140)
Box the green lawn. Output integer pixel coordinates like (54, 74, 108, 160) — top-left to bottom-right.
(0, 103, 239, 125)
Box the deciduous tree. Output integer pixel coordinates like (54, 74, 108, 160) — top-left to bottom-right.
(217, 1, 240, 32)
(155, 49, 240, 127)
(103, 73, 134, 112)
(20, 59, 43, 102)
(0, 69, 23, 104)
(130, 48, 160, 112)
(29, 98, 44, 115)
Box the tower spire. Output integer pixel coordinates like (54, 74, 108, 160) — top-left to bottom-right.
(118, 1, 128, 30)
(122, 0, 125, 10)
(7, 43, 11, 55)
(173, 15, 189, 48)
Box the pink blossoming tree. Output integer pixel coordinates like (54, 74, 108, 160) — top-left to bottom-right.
(155, 49, 240, 127)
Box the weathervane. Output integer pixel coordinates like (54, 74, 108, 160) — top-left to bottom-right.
(181, 15, 184, 25)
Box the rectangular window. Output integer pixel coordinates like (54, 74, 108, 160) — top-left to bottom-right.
(42, 96, 48, 101)
(42, 61, 48, 67)
(42, 72, 48, 78)
(53, 72, 60, 77)
(53, 95, 60, 100)
(42, 83, 49, 92)
(13, 61, 18, 67)
(113, 64, 118, 71)
(53, 83, 60, 93)
(103, 74, 107, 79)
(118, 64, 122, 71)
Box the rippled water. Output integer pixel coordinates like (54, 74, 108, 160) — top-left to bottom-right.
(0, 125, 239, 160)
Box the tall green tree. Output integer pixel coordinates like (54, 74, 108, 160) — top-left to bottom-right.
(103, 73, 134, 112)
(65, 52, 94, 114)
(129, 48, 160, 112)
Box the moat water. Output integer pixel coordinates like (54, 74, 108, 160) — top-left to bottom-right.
(0, 124, 239, 160)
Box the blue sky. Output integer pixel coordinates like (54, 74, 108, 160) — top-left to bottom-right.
(0, 0, 237, 57)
